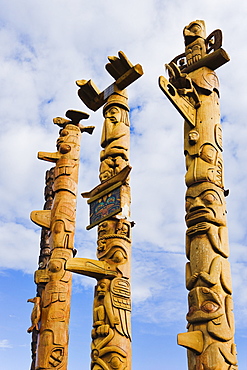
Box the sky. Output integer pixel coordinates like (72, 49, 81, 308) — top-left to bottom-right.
(0, 1, 247, 369)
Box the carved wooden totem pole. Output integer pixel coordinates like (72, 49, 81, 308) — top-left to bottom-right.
(159, 20, 238, 369)
(28, 167, 55, 370)
(65, 51, 143, 370)
(28, 110, 94, 370)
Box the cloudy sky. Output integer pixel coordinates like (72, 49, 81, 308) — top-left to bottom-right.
(0, 1, 247, 369)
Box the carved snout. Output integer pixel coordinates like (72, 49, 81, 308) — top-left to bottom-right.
(177, 330, 204, 354)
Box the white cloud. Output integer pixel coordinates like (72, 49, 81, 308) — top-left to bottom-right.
(0, 339, 12, 349)
(0, 222, 39, 273)
(0, 4, 246, 370)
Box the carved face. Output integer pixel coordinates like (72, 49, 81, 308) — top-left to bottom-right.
(185, 183, 226, 227)
(183, 20, 206, 40)
(104, 106, 121, 124)
(116, 222, 129, 237)
(56, 125, 80, 153)
(188, 130, 199, 145)
(187, 287, 223, 323)
(56, 129, 71, 153)
(98, 220, 116, 238)
(96, 279, 110, 299)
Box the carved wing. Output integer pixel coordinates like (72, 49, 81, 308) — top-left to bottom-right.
(110, 277, 131, 339)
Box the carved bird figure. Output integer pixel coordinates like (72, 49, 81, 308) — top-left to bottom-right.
(183, 20, 207, 66)
(27, 296, 41, 333)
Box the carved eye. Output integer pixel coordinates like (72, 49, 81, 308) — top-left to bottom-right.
(111, 250, 126, 264)
(190, 24, 201, 34)
(109, 355, 124, 369)
(109, 107, 120, 114)
(202, 192, 217, 204)
(201, 301, 219, 313)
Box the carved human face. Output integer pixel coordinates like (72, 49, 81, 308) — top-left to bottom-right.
(188, 130, 199, 145)
(96, 279, 109, 299)
(104, 106, 121, 124)
(116, 222, 129, 237)
(185, 183, 226, 227)
(98, 220, 115, 238)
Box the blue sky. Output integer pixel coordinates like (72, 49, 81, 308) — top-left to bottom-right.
(0, 1, 247, 369)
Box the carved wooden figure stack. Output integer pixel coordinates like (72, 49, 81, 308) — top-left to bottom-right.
(29, 110, 94, 370)
(65, 51, 143, 370)
(28, 167, 55, 370)
(159, 20, 238, 370)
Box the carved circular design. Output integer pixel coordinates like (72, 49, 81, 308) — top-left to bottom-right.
(91, 349, 99, 361)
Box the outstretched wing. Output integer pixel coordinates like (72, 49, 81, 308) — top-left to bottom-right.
(110, 277, 131, 339)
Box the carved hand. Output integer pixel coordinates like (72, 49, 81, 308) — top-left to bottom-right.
(96, 324, 110, 337)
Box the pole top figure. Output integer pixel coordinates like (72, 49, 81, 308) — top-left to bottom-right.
(53, 109, 94, 134)
(183, 20, 206, 44)
(76, 51, 143, 112)
(103, 89, 129, 115)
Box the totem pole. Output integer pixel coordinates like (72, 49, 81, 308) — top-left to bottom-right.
(65, 51, 143, 370)
(159, 21, 238, 369)
(28, 110, 94, 370)
(28, 167, 55, 370)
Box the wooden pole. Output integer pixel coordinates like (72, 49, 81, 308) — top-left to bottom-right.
(159, 20, 238, 370)
(27, 167, 55, 370)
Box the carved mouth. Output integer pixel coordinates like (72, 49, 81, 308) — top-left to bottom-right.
(185, 209, 211, 225)
(184, 35, 200, 46)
